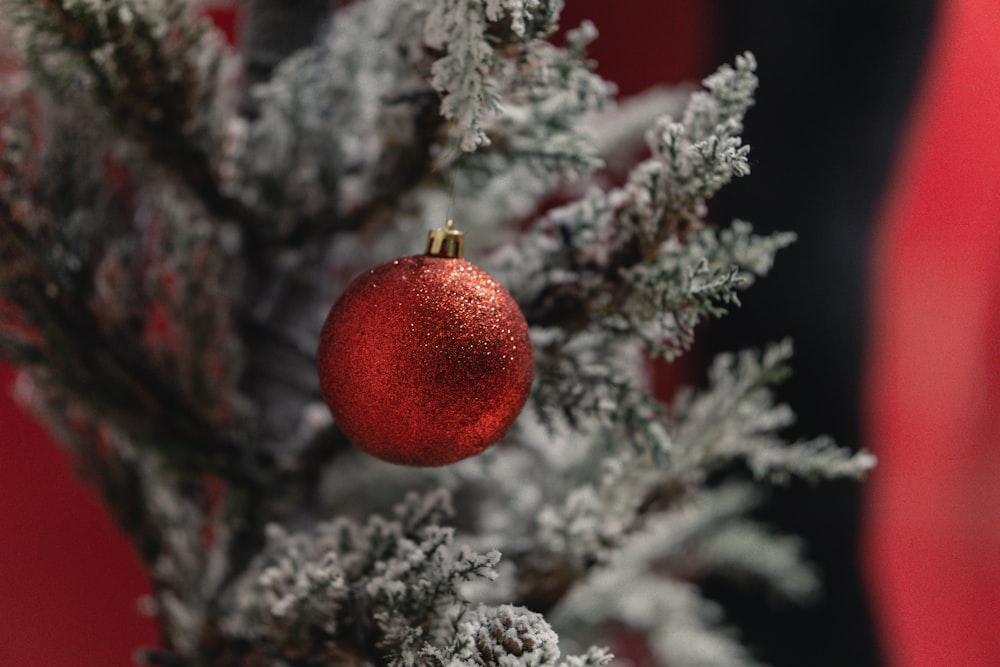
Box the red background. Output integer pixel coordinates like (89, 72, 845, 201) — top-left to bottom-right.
(862, 0, 1000, 665)
(0, 366, 159, 664)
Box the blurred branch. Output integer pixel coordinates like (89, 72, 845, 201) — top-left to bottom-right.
(239, 0, 334, 116)
(0, 204, 254, 477)
(21, 0, 269, 233)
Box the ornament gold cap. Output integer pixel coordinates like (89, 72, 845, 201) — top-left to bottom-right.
(425, 219, 464, 259)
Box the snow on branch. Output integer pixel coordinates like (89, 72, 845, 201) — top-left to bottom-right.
(502, 54, 770, 341)
(668, 341, 876, 484)
(224, 488, 610, 666)
(549, 485, 776, 667)
(444, 340, 867, 648)
(0, 66, 245, 470)
(423, 3, 613, 242)
(529, 331, 664, 444)
(232, 0, 437, 236)
(519, 224, 795, 458)
(453, 20, 612, 184)
(221, 0, 612, 260)
(425, 0, 563, 151)
(609, 222, 796, 360)
(3, 0, 244, 224)
(429, 604, 611, 667)
(225, 491, 493, 657)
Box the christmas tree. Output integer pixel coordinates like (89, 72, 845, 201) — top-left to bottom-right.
(0, 1, 875, 665)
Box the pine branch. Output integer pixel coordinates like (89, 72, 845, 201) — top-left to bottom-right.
(470, 340, 870, 633)
(0, 201, 257, 480)
(4, 0, 273, 237)
(546, 485, 774, 667)
(503, 54, 762, 336)
(239, 0, 334, 116)
(222, 491, 610, 667)
(667, 341, 876, 484)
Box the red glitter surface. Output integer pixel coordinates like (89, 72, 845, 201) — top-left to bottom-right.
(318, 255, 534, 466)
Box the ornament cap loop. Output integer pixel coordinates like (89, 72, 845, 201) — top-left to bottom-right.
(426, 219, 464, 259)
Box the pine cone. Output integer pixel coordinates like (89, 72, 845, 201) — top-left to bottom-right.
(467, 605, 561, 667)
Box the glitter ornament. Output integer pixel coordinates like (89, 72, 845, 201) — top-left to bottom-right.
(317, 221, 533, 466)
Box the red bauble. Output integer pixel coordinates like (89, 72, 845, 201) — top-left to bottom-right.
(317, 229, 533, 467)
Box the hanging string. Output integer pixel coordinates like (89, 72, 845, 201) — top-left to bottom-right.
(444, 154, 459, 226)
(440, 123, 463, 227)
(427, 76, 463, 226)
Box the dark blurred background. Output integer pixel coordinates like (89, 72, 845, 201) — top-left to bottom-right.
(705, 2, 936, 666)
(565, 1, 938, 665)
